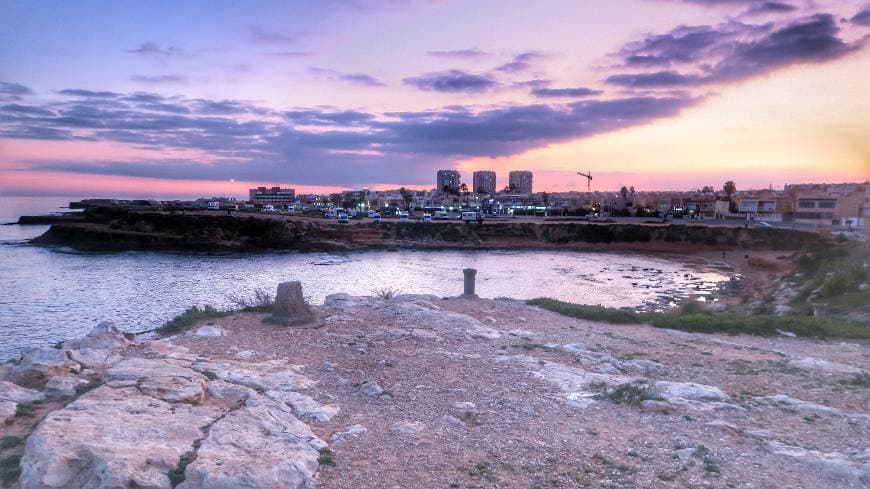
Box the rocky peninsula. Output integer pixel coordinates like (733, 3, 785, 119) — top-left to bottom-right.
(23, 206, 828, 253)
(1, 284, 868, 488)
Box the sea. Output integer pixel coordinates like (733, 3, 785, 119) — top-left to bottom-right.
(0, 196, 735, 360)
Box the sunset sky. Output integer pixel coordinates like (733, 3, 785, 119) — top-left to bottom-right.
(1, 0, 869, 198)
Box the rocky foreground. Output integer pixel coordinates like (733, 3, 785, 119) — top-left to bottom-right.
(1, 295, 868, 488)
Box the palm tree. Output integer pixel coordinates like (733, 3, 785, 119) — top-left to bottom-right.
(459, 183, 469, 207)
(723, 181, 737, 212)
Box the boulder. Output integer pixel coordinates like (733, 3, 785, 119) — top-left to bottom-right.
(270, 281, 315, 326)
(193, 325, 226, 337)
(177, 396, 321, 489)
(10, 348, 81, 388)
(67, 348, 122, 370)
(655, 381, 730, 410)
(358, 380, 386, 398)
(19, 386, 220, 489)
(392, 420, 426, 434)
(105, 357, 207, 404)
(43, 376, 91, 401)
(0, 400, 15, 425)
(63, 322, 132, 353)
(0, 380, 45, 404)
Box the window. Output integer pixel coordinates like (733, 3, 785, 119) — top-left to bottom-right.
(817, 200, 836, 209)
(798, 200, 815, 208)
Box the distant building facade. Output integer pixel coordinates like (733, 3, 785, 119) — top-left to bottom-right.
(249, 186, 296, 206)
(508, 171, 533, 194)
(437, 170, 461, 193)
(472, 171, 497, 195)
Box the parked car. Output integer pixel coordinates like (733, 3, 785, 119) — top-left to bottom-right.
(754, 221, 774, 228)
(337, 213, 349, 223)
(584, 213, 598, 221)
(372, 213, 382, 222)
(461, 211, 478, 222)
(261, 205, 275, 213)
(434, 211, 450, 220)
(422, 213, 432, 223)
(398, 211, 409, 222)
(367, 210, 378, 218)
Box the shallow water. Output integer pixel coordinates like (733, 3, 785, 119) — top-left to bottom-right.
(0, 197, 734, 360)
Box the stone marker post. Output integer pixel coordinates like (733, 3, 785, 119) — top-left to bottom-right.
(270, 281, 315, 326)
(463, 268, 477, 298)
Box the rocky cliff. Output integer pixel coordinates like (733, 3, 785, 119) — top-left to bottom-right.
(28, 207, 829, 252)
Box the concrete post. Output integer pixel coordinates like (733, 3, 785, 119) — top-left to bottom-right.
(463, 268, 477, 297)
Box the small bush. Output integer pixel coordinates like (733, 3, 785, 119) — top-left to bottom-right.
(318, 447, 335, 467)
(156, 306, 230, 336)
(168, 441, 200, 487)
(0, 454, 22, 484)
(607, 382, 662, 406)
(374, 288, 401, 300)
(14, 403, 35, 418)
(226, 288, 274, 312)
(0, 436, 22, 450)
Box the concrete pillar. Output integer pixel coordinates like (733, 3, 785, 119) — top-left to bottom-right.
(463, 268, 477, 297)
(270, 281, 315, 325)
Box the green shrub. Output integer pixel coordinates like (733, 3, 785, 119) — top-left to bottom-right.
(528, 298, 870, 339)
(607, 382, 662, 406)
(0, 454, 22, 484)
(156, 306, 230, 336)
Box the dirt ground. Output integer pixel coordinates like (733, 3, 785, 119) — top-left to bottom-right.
(172, 295, 870, 489)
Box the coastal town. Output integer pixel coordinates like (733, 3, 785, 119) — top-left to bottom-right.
(71, 172, 870, 232)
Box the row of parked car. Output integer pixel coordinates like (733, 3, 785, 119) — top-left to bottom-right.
(326, 208, 483, 224)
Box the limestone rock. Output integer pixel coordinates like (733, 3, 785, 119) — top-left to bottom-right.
(43, 376, 91, 401)
(265, 390, 340, 422)
(10, 348, 81, 388)
(193, 325, 226, 337)
(358, 380, 386, 398)
(767, 441, 870, 486)
(191, 360, 316, 392)
(392, 420, 426, 434)
(63, 321, 132, 353)
(655, 381, 730, 410)
(19, 386, 219, 489)
(105, 357, 207, 404)
(640, 400, 672, 413)
(0, 400, 15, 425)
(787, 357, 863, 375)
(330, 424, 367, 444)
(270, 281, 315, 326)
(177, 396, 321, 489)
(67, 348, 122, 370)
(0, 380, 45, 404)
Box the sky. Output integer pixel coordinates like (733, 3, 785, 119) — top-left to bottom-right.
(1, 0, 869, 198)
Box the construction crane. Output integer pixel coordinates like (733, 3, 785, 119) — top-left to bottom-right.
(577, 171, 592, 192)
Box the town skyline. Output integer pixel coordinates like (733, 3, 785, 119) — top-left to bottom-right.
(2, 0, 869, 197)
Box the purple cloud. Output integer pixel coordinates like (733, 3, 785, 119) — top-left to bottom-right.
(403, 70, 497, 93)
(308, 67, 386, 87)
(127, 42, 182, 57)
(130, 74, 187, 84)
(531, 87, 603, 98)
(852, 8, 870, 26)
(427, 48, 489, 59)
(608, 14, 862, 88)
(495, 51, 545, 72)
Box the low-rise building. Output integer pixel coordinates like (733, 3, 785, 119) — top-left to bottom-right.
(249, 186, 296, 206)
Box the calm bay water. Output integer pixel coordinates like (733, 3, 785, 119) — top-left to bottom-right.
(0, 197, 734, 360)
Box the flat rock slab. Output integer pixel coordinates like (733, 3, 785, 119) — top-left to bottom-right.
(63, 321, 132, 353)
(104, 357, 208, 404)
(177, 396, 322, 489)
(266, 390, 340, 422)
(192, 360, 316, 393)
(19, 386, 222, 489)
